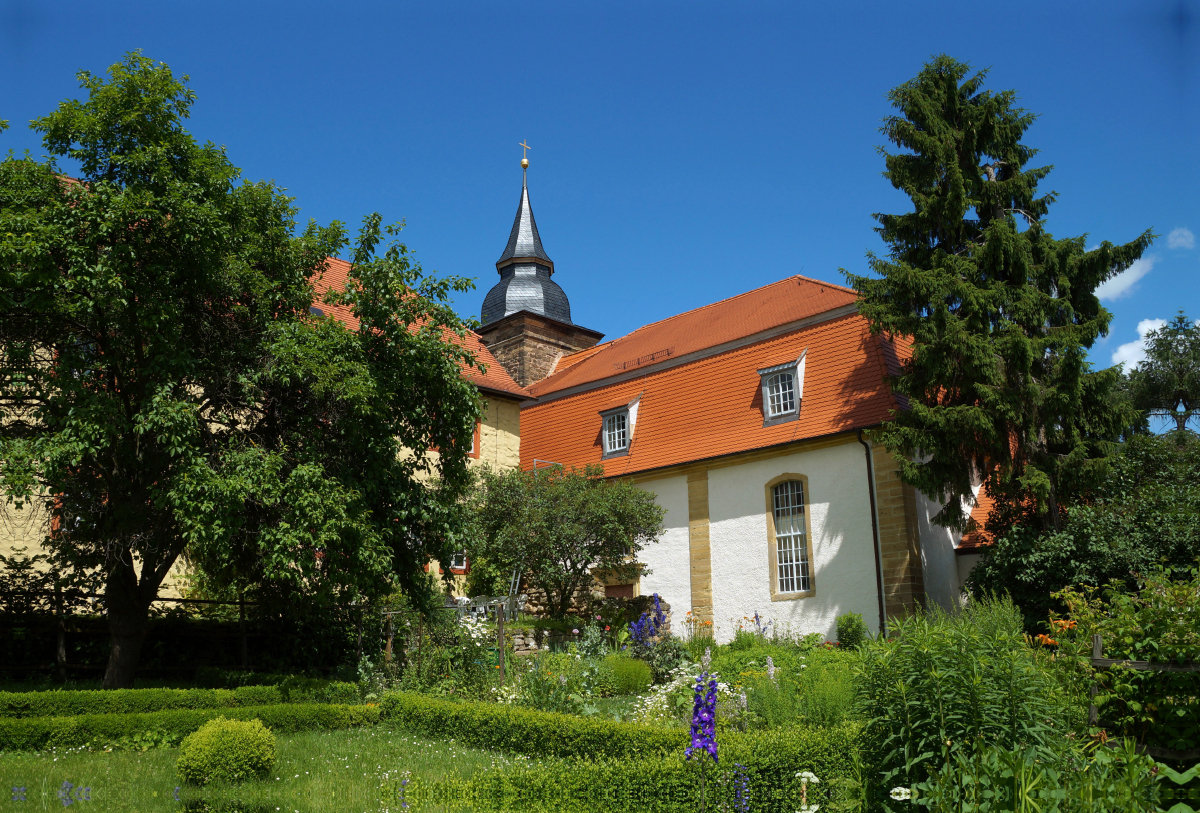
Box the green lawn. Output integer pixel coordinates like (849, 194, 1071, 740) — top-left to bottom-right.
(0, 725, 514, 812)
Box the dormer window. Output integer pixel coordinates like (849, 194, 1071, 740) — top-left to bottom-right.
(603, 412, 628, 454)
(758, 350, 806, 427)
(599, 394, 641, 459)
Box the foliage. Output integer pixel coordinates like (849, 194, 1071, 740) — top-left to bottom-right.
(969, 432, 1200, 626)
(843, 55, 1149, 535)
(578, 618, 611, 658)
(836, 612, 868, 650)
(0, 53, 483, 687)
(176, 717, 276, 785)
(393, 611, 498, 698)
(1051, 565, 1200, 753)
(428, 723, 865, 813)
(641, 635, 689, 684)
(1125, 311, 1200, 434)
(855, 596, 1070, 792)
(0, 702, 380, 751)
(908, 738, 1196, 813)
(470, 464, 665, 617)
(606, 655, 653, 695)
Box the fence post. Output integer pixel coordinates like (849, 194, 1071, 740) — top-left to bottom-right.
(54, 583, 66, 682)
(239, 592, 248, 670)
(497, 604, 506, 685)
(1088, 633, 1102, 726)
(385, 614, 394, 664)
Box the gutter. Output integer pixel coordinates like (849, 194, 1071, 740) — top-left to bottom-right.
(858, 429, 888, 638)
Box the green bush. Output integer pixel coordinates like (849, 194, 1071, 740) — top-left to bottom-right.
(835, 611, 868, 649)
(381, 691, 684, 759)
(426, 722, 864, 813)
(177, 717, 276, 785)
(232, 686, 281, 706)
(856, 596, 1069, 792)
(605, 655, 651, 695)
(0, 702, 381, 751)
(0, 688, 239, 718)
(639, 636, 687, 684)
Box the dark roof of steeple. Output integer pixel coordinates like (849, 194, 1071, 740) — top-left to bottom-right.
(496, 168, 553, 271)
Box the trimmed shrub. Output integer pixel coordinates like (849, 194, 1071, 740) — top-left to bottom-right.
(835, 611, 868, 649)
(177, 717, 276, 785)
(605, 655, 652, 695)
(0, 688, 238, 718)
(0, 703, 381, 752)
(381, 691, 684, 759)
(232, 686, 281, 707)
(429, 722, 864, 813)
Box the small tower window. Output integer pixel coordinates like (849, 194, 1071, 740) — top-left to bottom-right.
(758, 350, 806, 428)
(603, 412, 628, 454)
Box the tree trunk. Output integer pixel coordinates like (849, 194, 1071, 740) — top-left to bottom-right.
(101, 562, 152, 689)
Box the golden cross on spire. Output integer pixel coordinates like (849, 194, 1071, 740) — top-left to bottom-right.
(519, 140, 531, 159)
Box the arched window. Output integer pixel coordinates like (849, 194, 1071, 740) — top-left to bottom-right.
(767, 477, 814, 596)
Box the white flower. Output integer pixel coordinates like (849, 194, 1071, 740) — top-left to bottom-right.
(798, 806, 820, 813)
(889, 787, 913, 801)
(796, 771, 820, 784)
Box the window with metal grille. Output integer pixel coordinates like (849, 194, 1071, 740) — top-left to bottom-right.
(604, 412, 628, 453)
(766, 372, 796, 417)
(773, 480, 810, 593)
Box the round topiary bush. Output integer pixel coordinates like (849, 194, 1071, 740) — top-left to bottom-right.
(176, 717, 276, 785)
(605, 654, 653, 695)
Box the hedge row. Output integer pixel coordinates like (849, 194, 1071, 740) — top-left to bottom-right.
(380, 691, 686, 760)
(453, 726, 865, 813)
(0, 682, 360, 718)
(0, 703, 381, 751)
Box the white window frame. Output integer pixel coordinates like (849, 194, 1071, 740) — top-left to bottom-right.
(599, 394, 641, 459)
(757, 349, 806, 427)
(602, 411, 629, 456)
(765, 474, 816, 600)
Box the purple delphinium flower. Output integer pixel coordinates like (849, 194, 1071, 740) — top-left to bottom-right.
(628, 592, 668, 647)
(733, 762, 750, 813)
(685, 672, 719, 764)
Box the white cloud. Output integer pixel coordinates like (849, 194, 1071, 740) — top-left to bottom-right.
(1096, 255, 1156, 301)
(1111, 318, 1167, 367)
(1167, 227, 1195, 250)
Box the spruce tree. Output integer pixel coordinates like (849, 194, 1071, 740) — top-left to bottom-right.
(845, 56, 1152, 534)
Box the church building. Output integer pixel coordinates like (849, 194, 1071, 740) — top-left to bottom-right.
(479, 159, 982, 642)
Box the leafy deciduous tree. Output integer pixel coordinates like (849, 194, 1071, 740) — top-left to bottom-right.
(1126, 312, 1200, 435)
(844, 55, 1151, 535)
(470, 465, 665, 618)
(0, 54, 482, 687)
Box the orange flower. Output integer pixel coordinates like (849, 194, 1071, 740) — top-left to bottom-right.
(1034, 633, 1058, 646)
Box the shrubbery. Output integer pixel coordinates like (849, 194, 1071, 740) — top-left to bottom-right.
(606, 655, 652, 695)
(836, 611, 868, 649)
(176, 717, 276, 785)
(0, 702, 380, 751)
(856, 597, 1070, 792)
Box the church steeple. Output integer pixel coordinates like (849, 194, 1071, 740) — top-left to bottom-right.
(476, 147, 604, 388)
(496, 166, 554, 272)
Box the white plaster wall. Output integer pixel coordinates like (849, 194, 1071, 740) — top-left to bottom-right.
(634, 474, 692, 624)
(914, 490, 962, 611)
(707, 442, 882, 642)
(957, 553, 982, 592)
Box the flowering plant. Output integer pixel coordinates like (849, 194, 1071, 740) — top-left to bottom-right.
(685, 671, 719, 764)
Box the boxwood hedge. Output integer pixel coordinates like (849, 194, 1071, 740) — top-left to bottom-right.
(0, 703, 380, 751)
(0, 682, 360, 718)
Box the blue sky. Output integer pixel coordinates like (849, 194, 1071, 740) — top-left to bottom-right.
(3, 0, 1197, 371)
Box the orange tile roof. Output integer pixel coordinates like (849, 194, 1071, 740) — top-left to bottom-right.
(551, 342, 612, 375)
(520, 290, 907, 476)
(527, 276, 859, 398)
(957, 487, 996, 553)
(314, 258, 529, 400)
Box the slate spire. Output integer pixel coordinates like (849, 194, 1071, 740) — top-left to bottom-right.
(496, 166, 554, 271)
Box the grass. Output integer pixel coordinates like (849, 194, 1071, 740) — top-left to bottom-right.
(0, 725, 514, 813)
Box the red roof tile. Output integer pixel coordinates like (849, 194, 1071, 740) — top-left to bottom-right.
(314, 258, 529, 399)
(520, 292, 906, 476)
(527, 276, 859, 398)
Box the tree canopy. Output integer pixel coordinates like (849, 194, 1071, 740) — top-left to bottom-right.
(844, 55, 1151, 535)
(1126, 312, 1200, 435)
(469, 465, 665, 618)
(0, 53, 483, 686)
